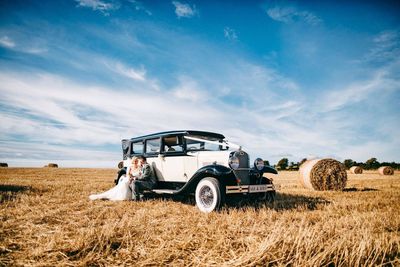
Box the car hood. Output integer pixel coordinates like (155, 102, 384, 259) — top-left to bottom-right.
(187, 150, 232, 168)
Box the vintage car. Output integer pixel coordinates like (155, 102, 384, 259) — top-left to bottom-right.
(116, 130, 278, 212)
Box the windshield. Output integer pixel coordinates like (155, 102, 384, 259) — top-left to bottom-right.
(185, 135, 229, 151)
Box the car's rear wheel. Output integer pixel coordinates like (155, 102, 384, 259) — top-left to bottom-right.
(195, 177, 223, 213)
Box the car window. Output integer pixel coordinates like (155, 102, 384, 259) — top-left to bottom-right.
(145, 138, 160, 154)
(186, 135, 228, 151)
(186, 141, 203, 150)
(163, 136, 184, 153)
(122, 140, 130, 159)
(131, 141, 144, 155)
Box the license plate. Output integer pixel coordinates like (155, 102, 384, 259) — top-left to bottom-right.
(248, 184, 269, 193)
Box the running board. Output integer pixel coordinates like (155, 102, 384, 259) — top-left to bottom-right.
(151, 189, 179, 194)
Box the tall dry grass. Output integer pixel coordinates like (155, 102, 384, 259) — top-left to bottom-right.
(1, 168, 399, 266)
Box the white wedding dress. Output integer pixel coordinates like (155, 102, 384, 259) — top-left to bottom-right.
(89, 166, 140, 201)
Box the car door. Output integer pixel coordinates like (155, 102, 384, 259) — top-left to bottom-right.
(144, 137, 163, 181)
(159, 135, 187, 182)
(183, 151, 199, 180)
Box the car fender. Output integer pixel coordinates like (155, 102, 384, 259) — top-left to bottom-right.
(263, 165, 278, 174)
(178, 164, 232, 194)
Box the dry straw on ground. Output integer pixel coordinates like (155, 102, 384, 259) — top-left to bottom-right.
(299, 159, 347, 191)
(1, 168, 399, 266)
(350, 166, 363, 174)
(378, 166, 394, 175)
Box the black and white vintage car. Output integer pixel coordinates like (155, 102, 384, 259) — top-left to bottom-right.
(116, 130, 278, 212)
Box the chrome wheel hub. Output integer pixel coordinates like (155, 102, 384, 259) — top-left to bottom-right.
(199, 186, 214, 207)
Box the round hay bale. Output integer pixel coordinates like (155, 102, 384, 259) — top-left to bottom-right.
(378, 166, 394, 175)
(299, 158, 347, 191)
(350, 166, 363, 174)
(0, 163, 8, 167)
(47, 163, 58, 168)
(118, 161, 123, 169)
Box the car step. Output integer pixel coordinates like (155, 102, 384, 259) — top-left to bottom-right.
(151, 189, 179, 194)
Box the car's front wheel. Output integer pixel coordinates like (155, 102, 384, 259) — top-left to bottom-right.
(195, 177, 224, 213)
(252, 177, 276, 204)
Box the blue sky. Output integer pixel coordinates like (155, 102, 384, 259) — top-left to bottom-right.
(0, 0, 399, 167)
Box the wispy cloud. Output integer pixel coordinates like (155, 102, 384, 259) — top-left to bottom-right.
(128, 0, 152, 15)
(0, 36, 15, 48)
(224, 27, 238, 41)
(1, 3, 399, 166)
(321, 30, 400, 112)
(111, 61, 147, 81)
(172, 1, 198, 18)
(320, 69, 398, 112)
(1, 60, 399, 166)
(171, 76, 209, 102)
(0, 70, 308, 165)
(0, 72, 223, 145)
(0, 34, 47, 54)
(364, 30, 400, 63)
(266, 5, 321, 25)
(75, 0, 120, 15)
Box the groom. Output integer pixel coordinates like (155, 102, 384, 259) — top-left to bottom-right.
(130, 156, 157, 201)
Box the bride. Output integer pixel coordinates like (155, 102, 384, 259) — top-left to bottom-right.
(89, 157, 141, 201)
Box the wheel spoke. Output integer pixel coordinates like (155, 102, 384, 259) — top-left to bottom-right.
(199, 186, 214, 207)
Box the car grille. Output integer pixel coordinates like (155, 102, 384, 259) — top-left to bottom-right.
(230, 150, 251, 184)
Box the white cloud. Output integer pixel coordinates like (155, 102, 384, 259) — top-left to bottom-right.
(171, 76, 209, 102)
(1, 67, 399, 166)
(0, 72, 223, 146)
(75, 0, 119, 15)
(266, 6, 321, 25)
(112, 61, 147, 81)
(224, 27, 238, 41)
(102, 60, 161, 91)
(0, 71, 301, 166)
(0, 36, 15, 48)
(320, 68, 399, 112)
(172, 1, 197, 18)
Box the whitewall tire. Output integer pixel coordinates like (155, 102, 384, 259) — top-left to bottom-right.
(195, 177, 223, 213)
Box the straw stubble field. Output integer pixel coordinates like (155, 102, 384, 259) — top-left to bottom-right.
(1, 168, 399, 266)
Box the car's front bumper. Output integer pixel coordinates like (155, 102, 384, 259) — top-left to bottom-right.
(226, 184, 276, 194)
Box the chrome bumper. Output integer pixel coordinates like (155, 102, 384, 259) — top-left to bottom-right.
(226, 184, 276, 194)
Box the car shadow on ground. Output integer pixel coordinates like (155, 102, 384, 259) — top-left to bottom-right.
(342, 187, 378, 192)
(145, 192, 330, 212)
(222, 192, 331, 212)
(0, 184, 33, 203)
(273, 192, 331, 211)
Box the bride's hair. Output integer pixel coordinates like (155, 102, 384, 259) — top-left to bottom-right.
(130, 156, 140, 171)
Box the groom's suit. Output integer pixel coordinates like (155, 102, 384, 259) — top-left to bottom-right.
(130, 163, 157, 200)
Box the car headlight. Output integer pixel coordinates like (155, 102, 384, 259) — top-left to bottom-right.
(254, 158, 264, 171)
(229, 156, 240, 170)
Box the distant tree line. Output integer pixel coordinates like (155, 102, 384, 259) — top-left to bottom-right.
(342, 157, 400, 170)
(269, 157, 400, 171)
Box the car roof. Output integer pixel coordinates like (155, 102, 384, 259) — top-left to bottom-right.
(123, 130, 225, 142)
